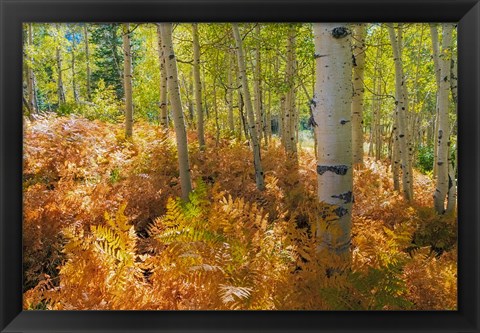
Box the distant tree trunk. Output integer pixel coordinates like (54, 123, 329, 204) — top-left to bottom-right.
(433, 24, 453, 214)
(430, 24, 441, 179)
(388, 24, 413, 202)
(160, 23, 193, 200)
(122, 23, 133, 138)
(312, 23, 353, 255)
(84, 24, 92, 101)
(26, 23, 36, 114)
(156, 24, 169, 128)
(253, 24, 264, 144)
(192, 23, 206, 148)
(232, 23, 265, 191)
(71, 27, 79, 103)
(351, 24, 366, 166)
(227, 51, 235, 132)
(56, 24, 66, 106)
(283, 25, 297, 156)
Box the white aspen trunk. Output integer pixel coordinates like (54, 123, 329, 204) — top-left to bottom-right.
(284, 25, 297, 155)
(71, 29, 79, 103)
(227, 51, 235, 132)
(84, 24, 92, 101)
(388, 24, 413, 202)
(160, 23, 193, 200)
(313, 23, 353, 255)
(26, 23, 36, 114)
(56, 24, 66, 106)
(232, 24, 265, 191)
(446, 43, 458, 214)
(156, 24, 168, 128)
(253, 24, 264, 144)
(122, 23, 133, 138)
(192, 23, 205, 148)
(351, 24, 366, 166)
(430, 24, 441, 179)
(434, 24, 453, 214)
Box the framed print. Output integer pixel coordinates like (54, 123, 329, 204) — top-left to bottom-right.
(1, 0, 479, 332)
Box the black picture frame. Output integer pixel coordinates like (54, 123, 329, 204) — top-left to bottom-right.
(1, 0, 479, 332)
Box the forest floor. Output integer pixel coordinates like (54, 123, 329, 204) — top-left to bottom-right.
(23, 114, 457, 310)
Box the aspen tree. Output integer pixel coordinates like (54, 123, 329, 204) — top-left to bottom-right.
(56, 24, 66, 106)
(70, 26, 79, 103)
(253, 24, 264, 143)
(430, 24, 441, 178)
(192, 23, 206, 148)
(388, 24, 413, 202)
(227, 51, 235, 132)
(351, 24, 366, 166)
(26, 23, 36, 114)
(433, 24, 453, 214)
(156, 24, 168, 128)
(122, 23, 133, 138)
(284, 24, 297, 155)
(312, 23, 353, 255)
(232, 23, 265, 191)
(160, 23, 193, 200)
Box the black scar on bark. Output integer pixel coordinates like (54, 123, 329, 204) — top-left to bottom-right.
(331, 191, 353, 204)
(334, 206, 349, 218)
(331, 27, 349, 39)
(399, 134, 405, 138)
(169, 54, 175, 60)
(439, 130, 443, 140)
(314, 53, 328, 59)
(340, 120, 350, 125)
(437, 162, 444, 166)
(317, 165, 349, 175)
(352, 54, 357, 66)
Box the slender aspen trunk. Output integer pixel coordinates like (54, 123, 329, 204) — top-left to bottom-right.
(313, 23, 353, 255)
(351, 24, 366, 166)
(156, 24, 169, 128)
(266, 81, 272, 144)
(192, 23, 205, 148)
(253, 24, 264, 144)
(284, 25, 297, 155)
(122, 23, 133, 138)
(388, 24, 413, 202)
(446, 45, 458, 214)
(433, 24, 453, 214)
(71, 29, 79, 103)
(232, 24, 265, 191)
(430, 24, 441, 179)
(26, 23, 36, 114)
(160, 23, 193, 200)
(56, 24, 66, 106)
(84, 24, 91, 101)
(226, 51, 235, 132)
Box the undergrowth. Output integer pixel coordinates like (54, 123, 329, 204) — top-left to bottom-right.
(23, 114, 457, 310)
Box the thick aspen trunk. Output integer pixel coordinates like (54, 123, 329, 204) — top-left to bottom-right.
(123, 23, 133, 138)
(351, 24, 366, 166)
(160, 23, 193, 200)
(232, 24, 265, 191)
(388, 24, 413, 202)
(156, 24, 169, 128)
(313, 23, 353, 255)
(84, 24, 92, 101)
(192, 24, 206, 148)
(433, 24, 453, 214)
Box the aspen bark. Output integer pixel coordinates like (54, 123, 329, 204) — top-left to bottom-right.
(123, 23, 133, 138)
(430, 24, 441, 179)
(284, 25, 297, 155)
(253, 24, 264, 144)
(313, 23, 353, 255)
(227, 51, 235, 132)
(71, 28, 79, 103)
(433, 24, 453, 214)
(351, 24, 366, 166)
(388, 24, 413, 202)
(232, 24, 265, 191)
(192, 23, 206, 148)
(160, 23, 193, 200)
(156, 24, 169, 128)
